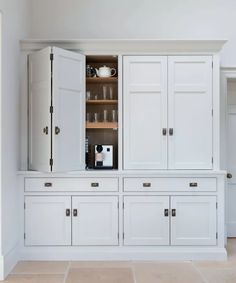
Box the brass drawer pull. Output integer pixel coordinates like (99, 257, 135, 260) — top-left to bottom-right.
(91, 182, 99, 187)
(66, 209, 71, 217)
(44, 182, 52, 187)
(172, 209, 176, 217)
(73, 209, 78, 217)
(164, 209, 169, 217)
(189, 182, 198, 187)
(143, 183, 151, 187)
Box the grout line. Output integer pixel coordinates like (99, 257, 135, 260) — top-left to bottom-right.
(191, 261, 209, 283)
(63, 261, 71, 283)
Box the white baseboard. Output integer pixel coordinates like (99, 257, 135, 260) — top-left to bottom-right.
(227, 222, 236, 237)
(0, 246, 18, 281)
(19, 246, 227, 261)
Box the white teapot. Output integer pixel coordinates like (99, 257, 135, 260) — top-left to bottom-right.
(96, 66, 116, 77)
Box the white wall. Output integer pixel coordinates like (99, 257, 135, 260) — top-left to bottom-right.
(0, 0, 31, 279)
(30, 0, 236, 66)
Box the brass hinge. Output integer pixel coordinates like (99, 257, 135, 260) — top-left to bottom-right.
(123, 232, 125, 240)
(216, 202, 218, 209)
(24, 203, 26, 209)
(24, 233, 26, 240)
(212, 157, 214, 164)
(50, 106, 53, 113)
(50, 158, 53, 166)
(50, 53, 54, 61)
(216, 232, 218, 239)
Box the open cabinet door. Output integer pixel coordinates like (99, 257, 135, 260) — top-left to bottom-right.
(28, 47, 52, 172)
(52, 47, 85, 172)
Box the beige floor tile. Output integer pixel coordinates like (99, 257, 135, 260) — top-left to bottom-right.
(199, 268, 236, 283)
(11, 261, 69, 275)
(133, 262, 205, 283)
(65, 267, 134, 283)
(70, 261, 132, 268)
(3, 274, 64, 283)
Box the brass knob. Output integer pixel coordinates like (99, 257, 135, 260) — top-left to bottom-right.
(227, 173, 232, 179)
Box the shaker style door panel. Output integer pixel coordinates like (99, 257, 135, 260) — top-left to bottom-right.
(171, 196, 217, 246)
(123, 56, 168, 169)
(168, 56, 213, 169)
(72, 196, 118, 246)
(123, 196, 169, 245)
(25, 196, 71, 246)
(52, 47, 85, 172)
(28, 47, 52, 172)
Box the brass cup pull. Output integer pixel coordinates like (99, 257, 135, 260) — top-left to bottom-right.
(55, 126, 60, 135)
(162, 128, 167, 136)
(172, 209, 176, 217)
(164, 209, 169, 217)
(66, 209, 70, 217)
(189, 182, 198, 187)
(91, 182, 99, 187)
(73, 209, 78, 217)
(143, 183, 151, 188)
(44, 182, 52, 187)
(169, 128, 174, 136)
(43, 126, 48, 135)
(227, 173, 232, 179)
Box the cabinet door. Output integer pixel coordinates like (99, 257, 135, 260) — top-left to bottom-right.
(28, 47, 52, 172)
(25, 196, 71, 246)
(52, 47, 85, 172)
(123, 56, 168, 169)
(168, 56, 213, 169)
(72, 196, 118, 245)
(124, 196, 169, 245)
(171, 196, 217, 245)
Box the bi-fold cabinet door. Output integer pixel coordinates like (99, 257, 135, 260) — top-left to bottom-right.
(123, 196, 217, 246)
(25, 196, 118, 246)
(28, 46, 85, 172)
(123, 56, 213, 170)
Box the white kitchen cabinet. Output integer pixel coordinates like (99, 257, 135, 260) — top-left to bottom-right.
(25, 196, 71, 246)
(29, 46, 85, 172)
(123, 56, 168, 169)
(171, 196, 217, 245)
(168, 56, 213, 169)
(123, 196, 169, 245)
(123, 55, 213, 170)
(72, 196, 119, 245)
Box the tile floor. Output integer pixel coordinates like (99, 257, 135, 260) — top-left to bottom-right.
(3, 239, 236, 283)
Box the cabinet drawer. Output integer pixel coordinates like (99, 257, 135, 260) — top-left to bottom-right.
(25, 178, 119, 192)
(123, 177, 216, 192)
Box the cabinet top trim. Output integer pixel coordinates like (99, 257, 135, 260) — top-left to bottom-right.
(20, 39, 227, 53)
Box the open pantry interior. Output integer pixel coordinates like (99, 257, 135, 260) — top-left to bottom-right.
(85, 55, 119, 170)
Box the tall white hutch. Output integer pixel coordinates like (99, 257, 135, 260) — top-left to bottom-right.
(18, 39, 227, 260)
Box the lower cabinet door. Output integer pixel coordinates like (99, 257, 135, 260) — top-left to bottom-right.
(72, 196, 118, 245)
(171, 196, 217, 245)
(25, 196, 72, 246)
(124, 196, 169, 245)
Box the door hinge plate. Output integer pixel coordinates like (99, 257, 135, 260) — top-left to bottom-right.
(216, 202, 218, 209)
(24, 202, 26, 209)
(50, 158, 53, 166)
(24, 233, 26, 240)
(50, 53, 54, 61)
(216, 232, 218, 239)
(123, 232, 125, 239)
(50, 106, 53, 113)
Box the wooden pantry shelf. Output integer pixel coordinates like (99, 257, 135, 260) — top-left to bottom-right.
(86, 122, 118, 129)
(86, 100, 118, 105)
(86, 77, 118, 84)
